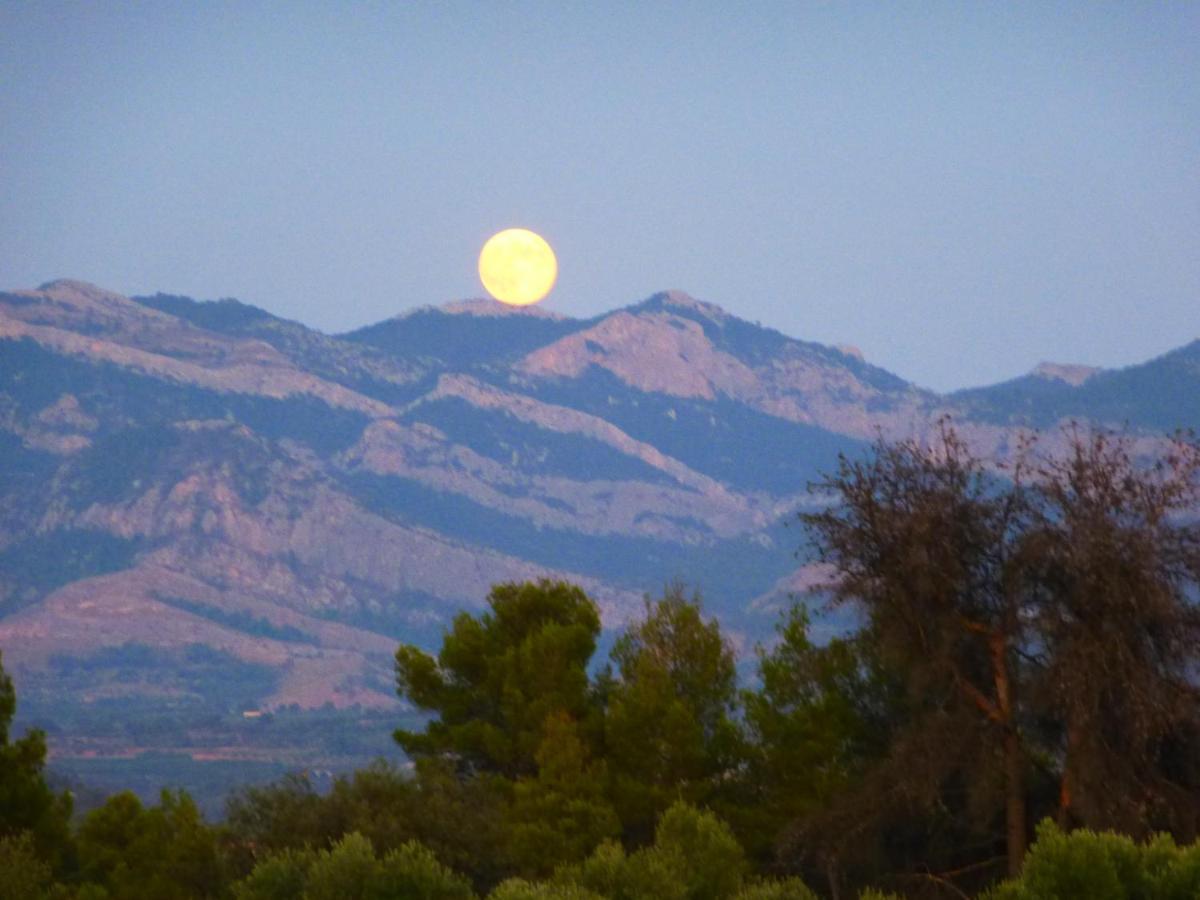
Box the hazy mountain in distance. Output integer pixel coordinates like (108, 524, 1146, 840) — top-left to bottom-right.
(1, 279, 1196, 792)
(952, 342, 1200, 431)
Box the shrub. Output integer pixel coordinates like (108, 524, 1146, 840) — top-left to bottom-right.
(234, 832, 474, 900)
(489, 880, 605, 900)
(982, 820, 1200, 900)
(732, 878, 819, 899)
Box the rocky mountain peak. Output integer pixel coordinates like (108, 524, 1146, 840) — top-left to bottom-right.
(835, 344, 865, 362)
(2, 278, 194, 346)
(19, 279, 167, 320)
(634, 290, 731, 323)
(37, 278, 114, 295)
(438, 298, 571, 320)
(1030, 362, 1101, 386)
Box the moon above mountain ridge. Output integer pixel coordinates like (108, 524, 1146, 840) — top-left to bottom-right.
(478, 228, 557, 306)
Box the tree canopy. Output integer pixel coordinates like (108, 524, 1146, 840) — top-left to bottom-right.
(799, 424, 1200, 885)
(603, 585, 743, 838)
(0, 650, 72, 869)
(394, 580, 602, 778)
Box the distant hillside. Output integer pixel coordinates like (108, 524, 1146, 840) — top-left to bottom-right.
(1, 278, 1196, 781)
(952, 341, 1200, 431)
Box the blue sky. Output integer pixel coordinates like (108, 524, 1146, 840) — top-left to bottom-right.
(2, 2, 1197, 390)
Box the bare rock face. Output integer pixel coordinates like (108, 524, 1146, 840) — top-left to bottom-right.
(438, 298, 570, 319)
(835, 344, 865, 362)
(515, 290, 940, 443)
(1, 279, 1196, 736)
(1031, 361, 1101, 386)
(0, 413, 643, 712)
(520, 309, 759, 400)
(0, 281, 394, 417)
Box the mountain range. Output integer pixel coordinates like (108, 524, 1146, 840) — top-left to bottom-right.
(1, 279, 1197, 788)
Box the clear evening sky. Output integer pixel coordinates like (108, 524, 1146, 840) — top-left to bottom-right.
(2, 3, 1197, 391)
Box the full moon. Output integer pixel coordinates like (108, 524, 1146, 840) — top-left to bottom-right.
(478, 228, 557, 306)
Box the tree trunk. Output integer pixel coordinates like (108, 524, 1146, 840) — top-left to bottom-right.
(1057, 772, 1071, 827)
(1057, 718, 1079, 828)
(1004, 726, 1026, 877)
(824, 855, 841, 900)
(991, 631, 1026, 877)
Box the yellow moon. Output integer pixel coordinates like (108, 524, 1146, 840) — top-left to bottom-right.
(478, 228, 557, 306)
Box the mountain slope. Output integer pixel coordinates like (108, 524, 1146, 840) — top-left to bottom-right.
(1, 279, 1197, 785)
(953, 342, 1200, 431)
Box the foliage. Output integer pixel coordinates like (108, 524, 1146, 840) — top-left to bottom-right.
(75, 789, 225, 900)
(801, 424, 1033, 876)
(321, 761, 422, 856)
(1020, 429, 1200, 837)
(232, 847, 315, 900)
(731, 879, 818, 900)
(603, 585, 743, 838)
(369, 839, 478, 900)
(489, 880, 605, 900)
(0, 832, 56, 900)
(225, 773, 333, 871)
(395, 580, 602, 778)
(981, 820, 1200, 900)
(397, 758, 512, 888)
(0, 651, 73, 869)
(569, 840, 687, 900)
(798, 424, 1200, 885)
(234, 831, 475, 900)
(555, 802, 758, 900)
(651, 802, 748, 900)
(225, 760, 509, 889)
(740, 605, 897, 861)
(508, 712, 620, 875)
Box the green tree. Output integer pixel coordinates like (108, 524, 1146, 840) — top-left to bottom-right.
(226, 763, 431, 875)
(372, 839, 478, 900)
(235, 832, 475, 900)
(395, 759, 511, 889)
(0, 650, 72, 869)
(652, 801, 748, 900)
(76, 789, 224, 900)
(323, 762, 422, 854)
(731, 880, 818, 900)
(489, 881, 604, 900)
(559, 839, 687, 900)
(232, 847, 314, 900)
(395, 580, 602, 779)
(508, 712, 620, 876)
(740, 607, 904, 892)
(225, 773, 331, 864)
(558, 802, 755, 900)
(981, 819, 1200, 900)
(603, 586, 743, 838)
(0, 832, 56, 900)
(227, 761, 508, 891)
(741, 607, 896, 851)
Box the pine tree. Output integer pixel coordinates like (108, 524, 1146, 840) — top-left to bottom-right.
(0, 650, 72, 870)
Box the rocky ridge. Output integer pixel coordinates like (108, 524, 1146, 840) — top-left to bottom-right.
(0, 280, 1196, 729)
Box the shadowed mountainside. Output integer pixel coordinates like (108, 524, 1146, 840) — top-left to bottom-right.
(1, 279, 1196, 782)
